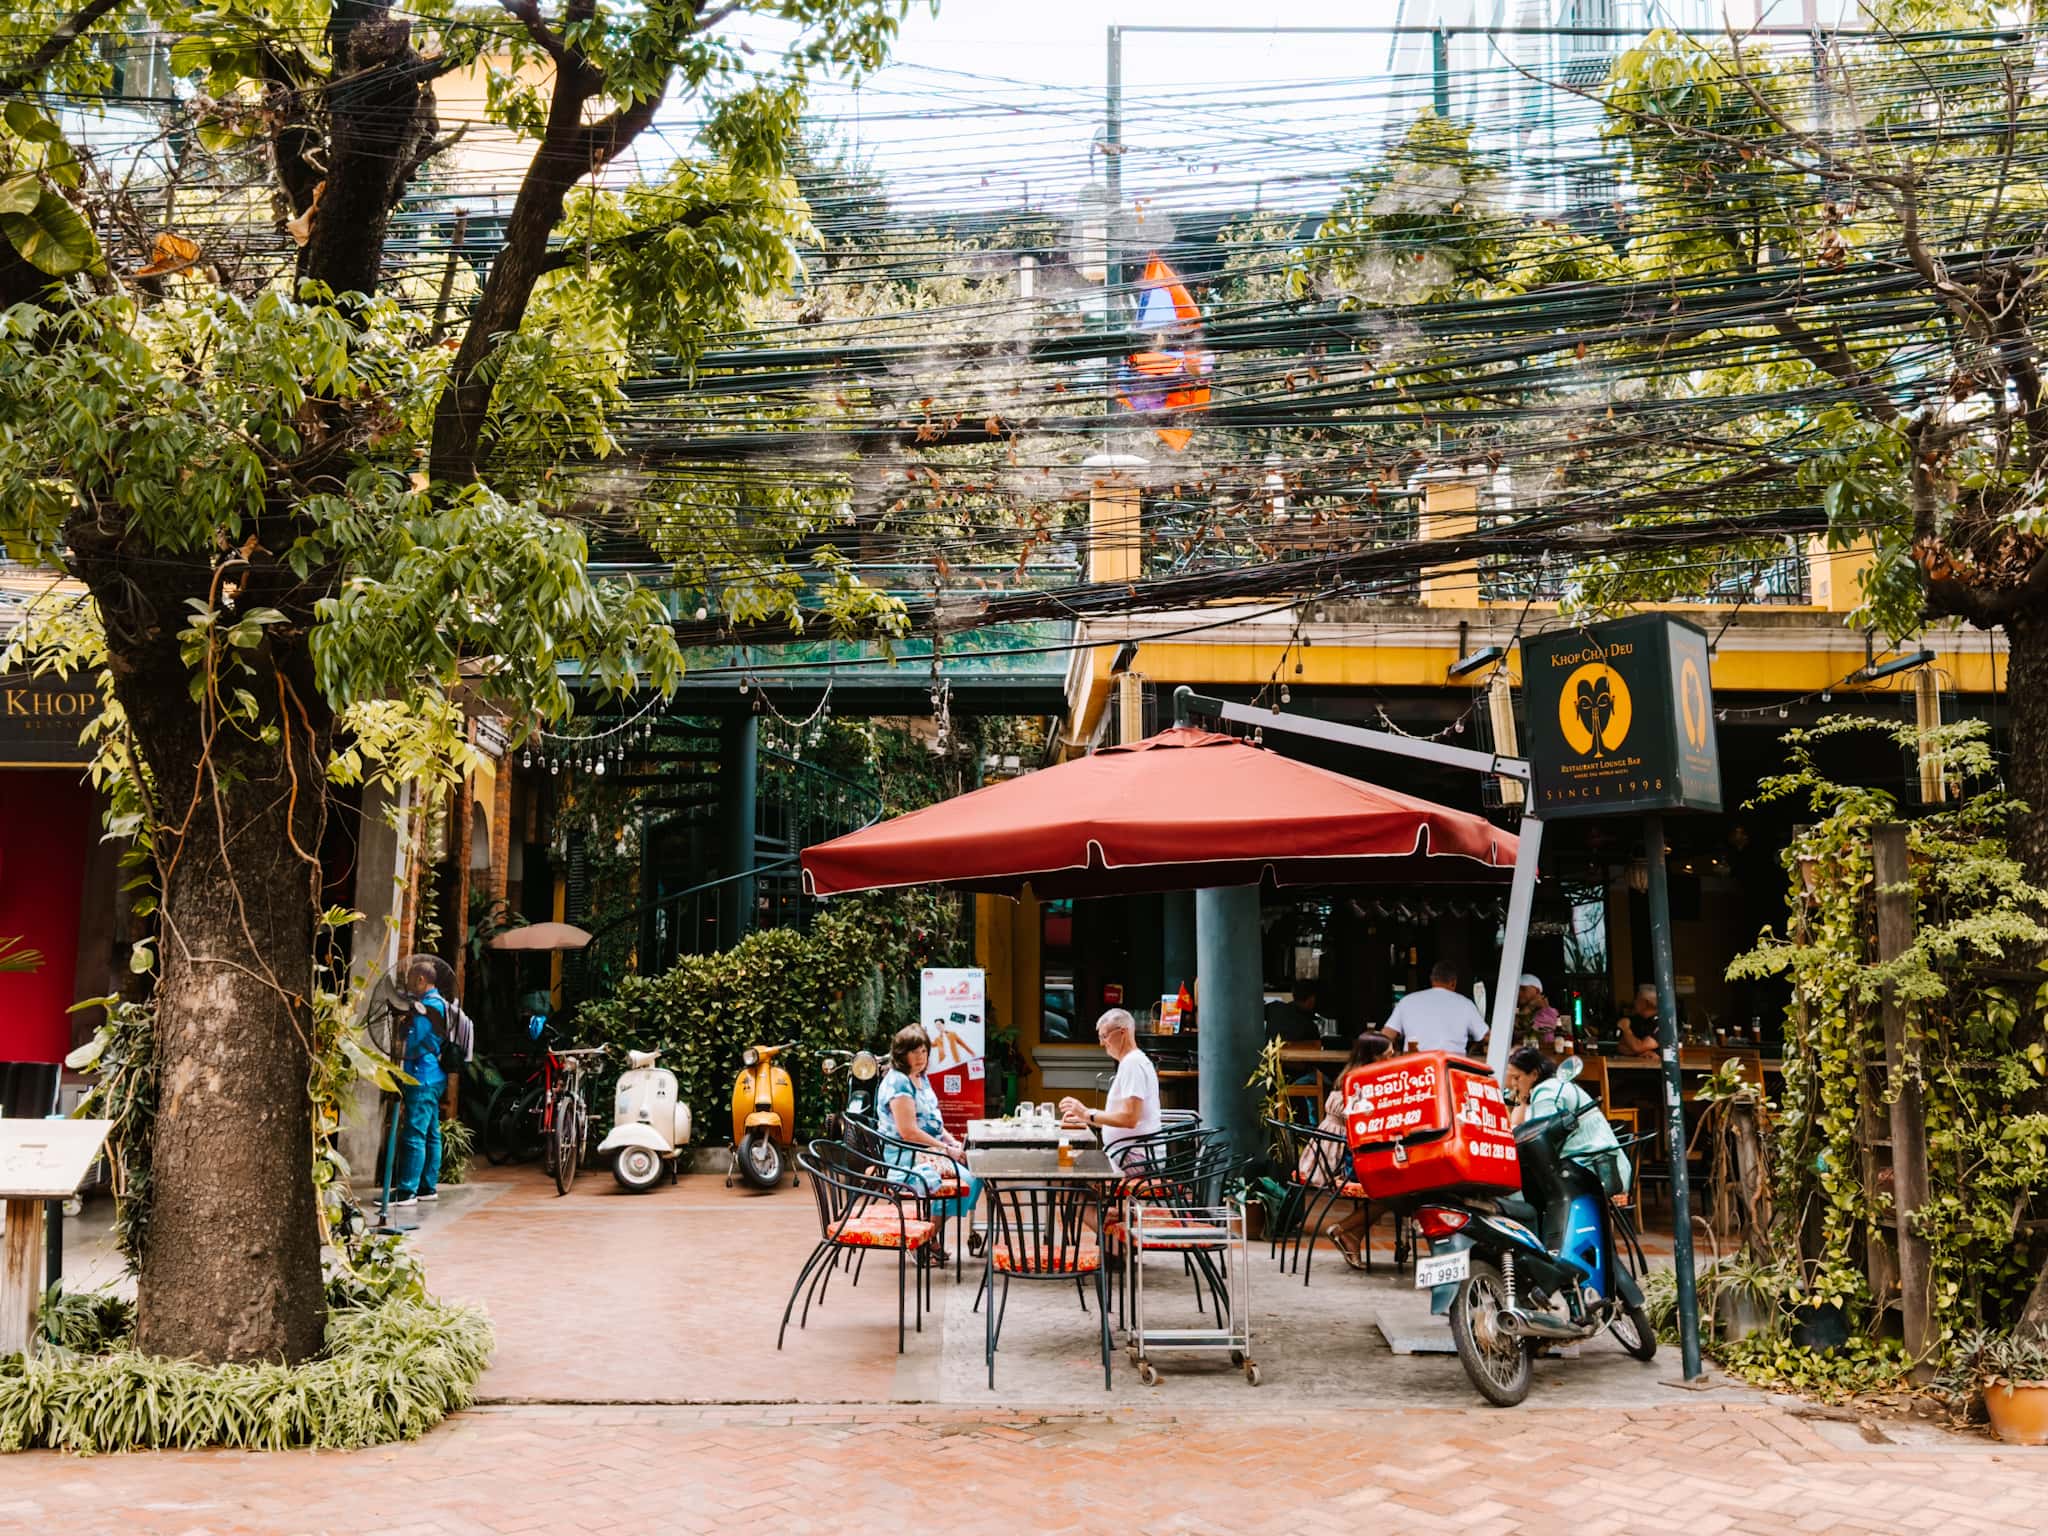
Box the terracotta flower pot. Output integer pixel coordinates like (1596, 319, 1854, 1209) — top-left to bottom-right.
(1984, 1380, 2048, 1446)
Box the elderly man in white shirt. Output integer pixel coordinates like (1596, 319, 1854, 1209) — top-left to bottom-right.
(1059, 1007, 1162, 1164)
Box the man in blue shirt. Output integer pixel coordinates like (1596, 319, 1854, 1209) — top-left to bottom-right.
(390, 960, 450, 1208)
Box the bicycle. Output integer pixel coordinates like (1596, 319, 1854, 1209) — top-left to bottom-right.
(547, 1047, 606, 1196)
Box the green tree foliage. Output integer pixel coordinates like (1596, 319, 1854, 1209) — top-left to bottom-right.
(0, 0, 913, 1365)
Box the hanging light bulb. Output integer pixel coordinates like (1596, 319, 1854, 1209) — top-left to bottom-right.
(522, 750, 531, 769)
(550, 758, 559, 776)
(595, 757, 606, 776)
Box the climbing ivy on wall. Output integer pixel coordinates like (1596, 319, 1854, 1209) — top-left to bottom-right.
(1729, 718, 2048, 1344)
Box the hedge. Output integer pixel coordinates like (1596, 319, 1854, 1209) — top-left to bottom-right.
(574, 890, 963, 1145)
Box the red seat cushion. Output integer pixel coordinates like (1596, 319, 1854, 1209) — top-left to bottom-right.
(993, 1239, 1102, 1274)
(831, 1214, 937, 1249)
(927, 1179, 964, 1198)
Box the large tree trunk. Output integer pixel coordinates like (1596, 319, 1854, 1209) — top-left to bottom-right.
(79, 537, 332, 1364)
(2003, 614, 2048, 890)
(2003, 615, 2048, 1338)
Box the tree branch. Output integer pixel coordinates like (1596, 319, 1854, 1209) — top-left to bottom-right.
(0, 0, 123, 96)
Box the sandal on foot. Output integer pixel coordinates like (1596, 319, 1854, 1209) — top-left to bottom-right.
(1326, 1225, 1368, 1271)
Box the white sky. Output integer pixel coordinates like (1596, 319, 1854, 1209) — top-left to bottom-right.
(639, 0, 1865, 217)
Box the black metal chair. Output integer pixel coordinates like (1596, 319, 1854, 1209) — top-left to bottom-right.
(844, 1118, 974, 1281)
(982, 1181, 1113, 1391)
(1265, 1115, 1369, 1284)
(780, 1141, 938, 1354)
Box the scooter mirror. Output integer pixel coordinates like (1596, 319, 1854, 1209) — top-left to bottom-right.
(1556, 1054, 1585, 1084)
(822, 1057, 840, 1075)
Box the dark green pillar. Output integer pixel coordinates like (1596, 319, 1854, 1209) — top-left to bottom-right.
(1196, 885, 1263, 1158)
(1162, 890, 1196, 998)
(717, 712, 758, 947)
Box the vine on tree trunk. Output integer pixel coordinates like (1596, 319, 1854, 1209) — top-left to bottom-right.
(1730, 715, 2048, 1353)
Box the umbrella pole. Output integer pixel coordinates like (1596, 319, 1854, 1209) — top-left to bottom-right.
(1484, 815, 1544, 1082)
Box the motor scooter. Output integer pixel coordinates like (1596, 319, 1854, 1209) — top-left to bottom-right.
(728, 1041, 796, 1190)
(597, 1049, 692, 1193)
(1410, 1056, 1658, 1406)
(821, 1048, 880, 1141)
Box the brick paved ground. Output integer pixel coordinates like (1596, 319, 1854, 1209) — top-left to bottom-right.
(16, 1167, 2041, 1535)
(6, 1403, 2039, 1536)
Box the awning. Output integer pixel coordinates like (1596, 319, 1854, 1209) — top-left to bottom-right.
(801, 727, 1517, 899)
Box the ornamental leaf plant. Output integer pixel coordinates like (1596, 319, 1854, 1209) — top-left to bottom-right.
(0, 0, 913, 1366)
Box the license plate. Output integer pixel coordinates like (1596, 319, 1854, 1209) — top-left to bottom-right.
(1415, 1249, 1469, 1289)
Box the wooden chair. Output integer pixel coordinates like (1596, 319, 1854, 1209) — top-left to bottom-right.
(1605, 1107, 1640, 1206)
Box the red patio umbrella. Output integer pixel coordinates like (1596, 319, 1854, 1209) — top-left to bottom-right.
(801, 727, 1517, 899)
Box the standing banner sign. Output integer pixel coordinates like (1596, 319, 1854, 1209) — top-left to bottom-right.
(919, 967, 987, 1138)
(1518, 613, 1724, 1384)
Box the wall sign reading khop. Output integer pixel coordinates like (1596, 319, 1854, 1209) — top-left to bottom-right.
(0, 672, 98, 767)
(1520, 615, 1722, 819)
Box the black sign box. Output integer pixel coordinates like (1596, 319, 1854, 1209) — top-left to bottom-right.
(0, 672, 98, 767)
(1520, 615, 1723, 819)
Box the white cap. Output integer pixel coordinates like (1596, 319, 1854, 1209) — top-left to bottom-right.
(1518, 973, 1543, 991)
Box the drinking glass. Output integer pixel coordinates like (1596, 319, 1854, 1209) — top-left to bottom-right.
(1015, 1101, 1034, 1124)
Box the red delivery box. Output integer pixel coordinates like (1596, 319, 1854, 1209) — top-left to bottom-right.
(1341, 1051, 1520, 1201)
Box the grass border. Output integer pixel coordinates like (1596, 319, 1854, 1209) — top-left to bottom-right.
(1, 1293, 493, 1454)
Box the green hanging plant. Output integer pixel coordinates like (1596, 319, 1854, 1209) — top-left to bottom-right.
(1727, 716, 2048, 1360)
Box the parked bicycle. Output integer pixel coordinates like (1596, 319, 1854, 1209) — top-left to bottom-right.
(547, 1047, 605, 1195)
(478, 1021, 605, 1194)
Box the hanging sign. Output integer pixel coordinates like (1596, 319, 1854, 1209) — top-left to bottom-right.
(919, 967, 987, 1138)
(1521, 615, 1723, 819)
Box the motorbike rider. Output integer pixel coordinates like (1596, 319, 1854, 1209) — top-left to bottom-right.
(1503, 1045, 1631, 1197)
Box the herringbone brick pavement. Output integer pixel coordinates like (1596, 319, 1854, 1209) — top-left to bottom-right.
(4, 1403, 2037, 1536)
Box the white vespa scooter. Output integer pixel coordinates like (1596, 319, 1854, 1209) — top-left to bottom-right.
(598, 1050, 691, 1192)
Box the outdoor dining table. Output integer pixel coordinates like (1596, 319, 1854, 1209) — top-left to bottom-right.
(966, 1118, 1099, 1148)
(966, 1146, 1120, 1183)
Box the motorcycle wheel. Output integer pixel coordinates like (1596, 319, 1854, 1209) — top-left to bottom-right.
(1609, 1300, 1659, 1362)
(737, 1129, 785, 1190)
(553, 1098, 581, 1196)
(612, 1145, 664, 1193)
(1448, 1259, 1534, 1407)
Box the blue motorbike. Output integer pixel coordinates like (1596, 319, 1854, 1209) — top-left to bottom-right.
(1410, 1057, 1657, 1405)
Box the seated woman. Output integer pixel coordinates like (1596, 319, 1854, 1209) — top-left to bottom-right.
(1503, 1046, 1632, 1196)
(875, 1025, 981, 1242)
(1303, 1031, 1390, 1271)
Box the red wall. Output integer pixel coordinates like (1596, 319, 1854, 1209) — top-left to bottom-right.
(0, 770, 93, 1063)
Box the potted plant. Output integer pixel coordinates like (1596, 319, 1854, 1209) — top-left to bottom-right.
(1704, 1250, 1786, 1344)
(1941, 1331, 2048, 1444)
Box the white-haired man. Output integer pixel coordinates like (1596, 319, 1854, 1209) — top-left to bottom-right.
(1059, 1007, 1162, 1164)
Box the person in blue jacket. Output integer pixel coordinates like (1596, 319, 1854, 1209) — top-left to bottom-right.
(390, 959, 451, 1207)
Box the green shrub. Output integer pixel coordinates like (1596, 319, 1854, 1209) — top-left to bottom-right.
(5, 1282, 491, 1454)
(575, 890, 962, 1144)
(439, 1117, 475, 1185)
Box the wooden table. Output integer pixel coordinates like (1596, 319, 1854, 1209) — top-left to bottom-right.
(967, 1119, 1098, 1148)
(967, 1147, 1120, 1183)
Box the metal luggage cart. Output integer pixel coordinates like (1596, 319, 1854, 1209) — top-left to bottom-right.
(1125, 1199, 1259, 1385)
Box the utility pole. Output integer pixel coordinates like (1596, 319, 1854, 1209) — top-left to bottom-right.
(1105, 25, 1124, 308)
(1105, 25, 1123, 211)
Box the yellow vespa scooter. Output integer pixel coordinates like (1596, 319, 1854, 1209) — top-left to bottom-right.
(728, 1041, 796, 1190)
